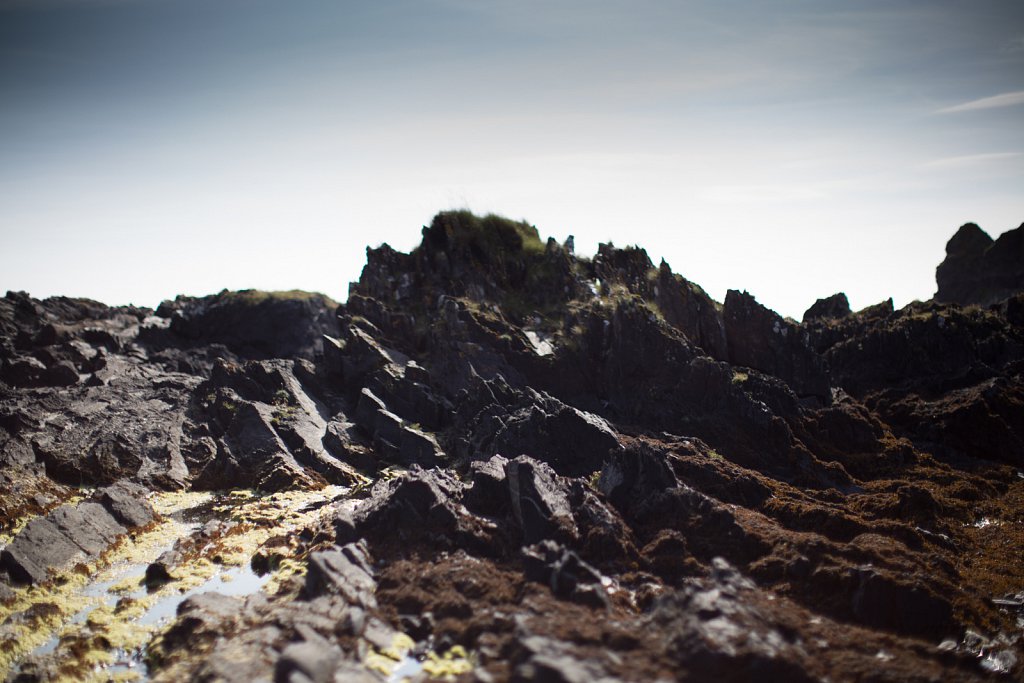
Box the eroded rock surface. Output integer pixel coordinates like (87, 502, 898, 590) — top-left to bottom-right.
(2, 211, 1023, 682)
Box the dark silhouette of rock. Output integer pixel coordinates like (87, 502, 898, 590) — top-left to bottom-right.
(802, 292, 851, 322)
(724, 289, 831, 399)
(156, 289, 339, 361)
(936, 222, 1024, 306)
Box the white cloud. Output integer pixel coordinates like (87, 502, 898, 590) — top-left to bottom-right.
(937, 91, 1024, 114)
(920, 152, 1021, 169)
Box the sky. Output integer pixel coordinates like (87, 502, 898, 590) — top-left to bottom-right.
(1, 0, 1022, 319)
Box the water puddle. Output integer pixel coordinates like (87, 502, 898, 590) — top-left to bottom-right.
(389, 655, 424, 682)
(138, 564, 271, 627)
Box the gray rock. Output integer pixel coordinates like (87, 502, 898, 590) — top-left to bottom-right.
(511, 635, 622, 683)
(275, 641, 343, 683)
(522, 540, 609, 609)
(506, 456, 576, 544)
(463, 387, 622, 478)
(597, 443, 678, 511)
(48, 502, 125, 554)
(99, 480, 155, 528)
(1, 355, 47, 387)
(648, 558, 816, 683)
(45, 360, 80, 386)
(724, 289, 831, 400)
(305, 542, 377, 610)
(334, 468, 495, 553)
(354, 386, 444, 467)
(803, 293, 851, 323)
(464, 454, 510, 517)
(1, 517, 83, 584)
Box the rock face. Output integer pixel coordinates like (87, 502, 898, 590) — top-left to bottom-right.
(803, 292, 851, 322)
(936, 222, 1024, 306)
(1, 482, 154, 584)
(2, 213, 1024, 682)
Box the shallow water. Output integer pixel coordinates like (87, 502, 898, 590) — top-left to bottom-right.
(10, 486, 346, 681)
(388, 655, 424, 682)
(138, 563, 271, 627)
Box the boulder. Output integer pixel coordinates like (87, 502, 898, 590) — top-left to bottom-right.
(506, 456, 577, 544)
(802, 293, 851, 322)
(0, 516, 84, 584)
(936, 222, 1024, 306)
(99, 480, 156, 528)
(161, 290, 339, 361)
(522, 540, 609, 609)
(304, 542, 377, 610)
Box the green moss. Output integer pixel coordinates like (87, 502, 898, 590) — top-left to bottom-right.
(217, 289, 336, 307)
(270, 404, 298, 425)
(425, 210, 543, 257)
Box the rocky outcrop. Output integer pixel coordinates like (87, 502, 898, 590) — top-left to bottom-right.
(153, 289, 339, 361)
(936, 222, 1024, 306)
(724, 289, 831, 400)
(2, 214, 1024, 682)
(802, 292, 851, 322)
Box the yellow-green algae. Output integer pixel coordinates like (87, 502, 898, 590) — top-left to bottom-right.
(1, 491, 210, 678)
(364, 632, 416, 676)
(422, 645, 475, 679)
(3, 486, 348, 681)
(365, 635, 475, 681)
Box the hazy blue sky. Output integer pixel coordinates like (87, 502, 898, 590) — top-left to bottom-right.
(1, 0, 1022, 318)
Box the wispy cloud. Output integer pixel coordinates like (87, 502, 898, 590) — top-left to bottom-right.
(920, 152, 1021, 169)
(937, 91, 1024, 114)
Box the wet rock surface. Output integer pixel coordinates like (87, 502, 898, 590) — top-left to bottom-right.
(2, 211, 1024, 681)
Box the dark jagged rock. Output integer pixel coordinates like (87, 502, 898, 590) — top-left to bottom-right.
(3, 214, 1024, 682)
(936, 222, 1024, 306)
(460, 386, 622, 477)
(506, 456, 577, 545)
(185, 358, 363, 490)
(724, 289, 831, 399)
(155, 289, 339, 361)
(802, 292, 851, 322)
(334, 467, 498, 554)
(304, 542, 377, 610)
(521, 540, 609, 609)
